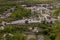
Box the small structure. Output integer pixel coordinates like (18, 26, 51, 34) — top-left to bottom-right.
(36, 4, 50, 7)
(26, 33, 44, 40)
(37, 35, 44, 40)
(28, 27, 32, 30)
(27, 34, 36, 40)
(21, 5, 27, 7)
(2, 21, 6, 26)
(45, 16, 56, 23)
(0, 26, 4, 30)
(32, 27, 39, 33)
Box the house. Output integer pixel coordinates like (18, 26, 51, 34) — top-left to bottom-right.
(0, 26, 4, 30)
(37, 35, 44, 40)
(25, 4, 51, 14)
(32, 27, 39, 33)
(21, 5, 27, 7)
(36, 4, 50, 7)
(45, 16, 56, 23)
(26, 33, 44, 40)
(26, 34, 36, 40)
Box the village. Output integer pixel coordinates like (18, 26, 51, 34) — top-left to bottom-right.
(0, 0, 60, 40)
(0, 3, 60, 26)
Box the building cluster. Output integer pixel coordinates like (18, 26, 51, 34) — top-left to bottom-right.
(21, 4, 57, 24)
(0, 3, 59, 26)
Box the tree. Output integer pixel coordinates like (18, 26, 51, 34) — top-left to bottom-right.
(13, 33, 27, 40)
(52, 7, 60, 18)
(44, 36, 51, 40)
(11, 6, 31, 19)
(55, 33, 60, 40)
(25, 20, 28, 24)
